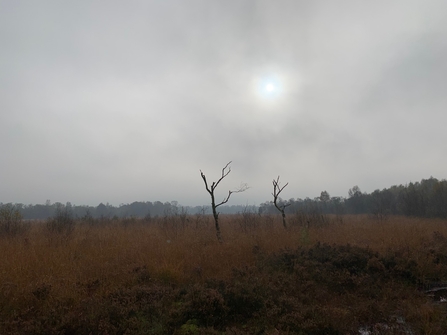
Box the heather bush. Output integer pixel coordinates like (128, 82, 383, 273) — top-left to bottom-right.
(177, 285, 227, 328)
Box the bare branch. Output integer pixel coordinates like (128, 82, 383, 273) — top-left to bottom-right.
(237, 182, 250, 193)
(222, 161, 232, 176)
(216, 190, 233, 208)
(200, 170, 212, 195)
(272, 176, 289, 228)
(216, 183, 249, 208)
(213, 161, 232, 191)
(199, 161, 248, 242)
(272, 176, 289, 200)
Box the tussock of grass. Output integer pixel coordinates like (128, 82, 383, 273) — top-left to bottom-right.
(1, 215, 447, 334)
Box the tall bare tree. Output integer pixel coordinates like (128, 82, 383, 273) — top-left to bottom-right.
(200, 161, 248, 242)
(272, 176, 290, 228)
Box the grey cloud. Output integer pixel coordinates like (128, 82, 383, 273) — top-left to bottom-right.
(1, 1, 447, 206)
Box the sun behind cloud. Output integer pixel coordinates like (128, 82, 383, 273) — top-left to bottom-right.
(266, 83, 275, 92)
(255, 75, 283, 100)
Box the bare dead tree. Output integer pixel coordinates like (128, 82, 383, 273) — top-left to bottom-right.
(272, 176, 291, 228)
(200, 161, 248, 243)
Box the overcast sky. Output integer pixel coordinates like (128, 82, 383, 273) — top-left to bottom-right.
(1, 0, 446, 207)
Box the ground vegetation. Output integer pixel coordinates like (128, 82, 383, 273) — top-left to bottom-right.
(1, 214, 447, 334)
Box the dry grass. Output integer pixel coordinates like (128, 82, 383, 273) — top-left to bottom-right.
(2, 215, 447, 296)
(2, 214, 447, 334)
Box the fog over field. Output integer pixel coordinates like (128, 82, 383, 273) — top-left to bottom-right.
(1, 1, 447, 206)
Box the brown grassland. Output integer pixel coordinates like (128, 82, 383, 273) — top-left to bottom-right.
(2, 214, 447, 334)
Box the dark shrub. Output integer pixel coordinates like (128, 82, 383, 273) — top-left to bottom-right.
(0, 204, 29, 237)
(46, 205, 75, 236)
(178, 285, 227, 328)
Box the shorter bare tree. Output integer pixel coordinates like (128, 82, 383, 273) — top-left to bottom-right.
(200, 161, 248, 242)
(272, 176, 290, 228)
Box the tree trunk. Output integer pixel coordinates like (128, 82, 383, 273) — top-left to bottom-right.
(210, 193, 223, 243)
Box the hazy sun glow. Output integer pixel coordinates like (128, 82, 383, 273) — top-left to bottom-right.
(255, 74, 283, 100)
(266, 83, 275, 92)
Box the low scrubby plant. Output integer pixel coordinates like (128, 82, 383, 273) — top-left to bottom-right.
(237, 207, 260, 233)
(0, 203, 28, 237)
(80, 209, 96, 226)
(46, 204, 75, 237)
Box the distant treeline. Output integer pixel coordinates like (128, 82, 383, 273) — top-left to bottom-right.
(3, 200, 258, 221)
(260, 177, 447, 219)
(2, 177, 446, 220)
